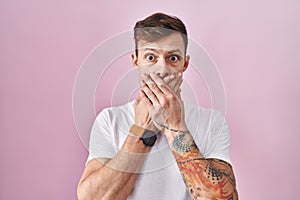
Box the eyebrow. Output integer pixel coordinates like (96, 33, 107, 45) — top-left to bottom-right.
(168, 49, 182, 54)
(144, 48, 183, 55)
(144, 48, 159, 53)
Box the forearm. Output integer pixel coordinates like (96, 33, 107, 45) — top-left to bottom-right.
(139, 71, 238, 198)
(164, 127, 238, 200)
(77, 135, 149, 200)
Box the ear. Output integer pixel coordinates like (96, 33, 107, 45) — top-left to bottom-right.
(131, 53, 139, 69)
(182, 55, 190, 72)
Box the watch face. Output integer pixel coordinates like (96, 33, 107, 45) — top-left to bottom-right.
(141, 130, 157, 146)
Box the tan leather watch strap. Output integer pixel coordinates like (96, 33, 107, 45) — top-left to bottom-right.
(129, 124, 145, 138)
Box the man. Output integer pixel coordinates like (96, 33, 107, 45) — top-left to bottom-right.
(77, 13, 238, 200)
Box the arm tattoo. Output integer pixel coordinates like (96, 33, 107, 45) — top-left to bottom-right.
(170, 132, 238, 199)
(172, 133, 197, 153)
(177, 158, 237, 199)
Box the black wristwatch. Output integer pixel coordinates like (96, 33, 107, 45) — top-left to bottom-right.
(129, 124, 157, 146)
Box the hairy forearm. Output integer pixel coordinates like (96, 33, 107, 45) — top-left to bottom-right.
(164, 128, 238, 200)
(77, 136, 149, 200)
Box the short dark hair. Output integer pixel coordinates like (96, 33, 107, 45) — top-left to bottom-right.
(134, 13, 188, 56)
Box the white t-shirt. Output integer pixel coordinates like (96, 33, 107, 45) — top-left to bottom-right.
(87, 101, 231, 200)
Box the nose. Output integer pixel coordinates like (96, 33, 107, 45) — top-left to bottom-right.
(156, 67, 170, 78)
(155, 58, 170, 78)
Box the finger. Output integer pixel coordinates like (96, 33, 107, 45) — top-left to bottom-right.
(173, 77, 183, 94)
(144, 74, 165, 96)
(142, 73, 155, 85)
(136, 89, 145, 101)
(141, 80, 160, 105)
(149, 73, 173, 96)
(140, 90, 153, 107)
(144, 74, 171, 106)
(163, 74, 175, 85)
(135, 90, 147, 107)
(168, 73, 182, 90)
(176, 88, 182, 98)
(148, 73, 166, 86)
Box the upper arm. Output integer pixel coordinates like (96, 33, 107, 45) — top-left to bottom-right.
(87, 109, 116, 163)
(80, 108, 116, 182)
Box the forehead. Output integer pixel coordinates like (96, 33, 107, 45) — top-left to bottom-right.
(137, 33, 185, 55)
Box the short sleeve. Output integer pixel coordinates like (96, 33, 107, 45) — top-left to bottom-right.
(86, 108, 116, 164)
(205, 110, 231, 165)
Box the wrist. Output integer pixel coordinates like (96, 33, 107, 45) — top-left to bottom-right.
(134, 122, 159, 132)
(129, 124, 158, 147)
(153, 120, 189, 134)
(166, 119, 188, 131)
(123, 134, 150, 153)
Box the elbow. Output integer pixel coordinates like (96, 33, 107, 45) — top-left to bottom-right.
(77, 180, 92, 200)
(223, 184, 238, 200)
(77, 179, 109, 200)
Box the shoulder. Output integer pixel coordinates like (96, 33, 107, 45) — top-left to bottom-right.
(95, 101, 135, 123)
(184, 103, 228, 143)
(185, 103, 225, 123)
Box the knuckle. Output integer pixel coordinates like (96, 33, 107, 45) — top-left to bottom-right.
(134, 99, 139, 106)
(160, 84, 168, 90)
(169, 94, 177, 101)
(142, 97, 151, 105)
(161, 98, 168, 107)
(151, 83, 158, 90)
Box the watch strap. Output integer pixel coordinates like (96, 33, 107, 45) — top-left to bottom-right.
(129, 124, 145, 138)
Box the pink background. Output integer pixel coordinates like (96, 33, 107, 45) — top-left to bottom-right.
(1, 0, 300, 199)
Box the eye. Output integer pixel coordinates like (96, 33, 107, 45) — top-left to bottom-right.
(169, 55, 179, 62)
(146, 54, 155, 61)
